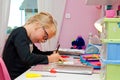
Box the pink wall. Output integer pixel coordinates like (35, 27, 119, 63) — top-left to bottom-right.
(59, 0, 100, 48)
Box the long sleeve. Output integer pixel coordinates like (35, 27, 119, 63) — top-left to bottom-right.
(14, 31, 50, 66)
(32, 44, 53, 55)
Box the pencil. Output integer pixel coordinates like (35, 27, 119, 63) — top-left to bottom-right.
(56, 44, 60, 53)
(55, 44, 63, 62)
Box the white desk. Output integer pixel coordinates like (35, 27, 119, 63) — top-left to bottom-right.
(15, 54, 101, 80)
(15, 69, 101, 80)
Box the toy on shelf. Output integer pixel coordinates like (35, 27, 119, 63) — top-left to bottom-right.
(71, 36, 85, 49)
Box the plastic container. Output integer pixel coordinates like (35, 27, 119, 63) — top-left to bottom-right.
(85, 44, 101, 54)
(100, 59, 120, 80)
(103, 18, 120, 39)
(101, 39, 120, 60)
(105, 10, 115, 18)
(80, 54, 101, 69)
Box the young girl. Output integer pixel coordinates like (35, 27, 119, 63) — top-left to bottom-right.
(2, 12, 64, 80)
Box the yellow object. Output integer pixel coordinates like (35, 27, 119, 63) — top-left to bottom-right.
(93, 54, 99, 59)
(26, 73, 42, 78)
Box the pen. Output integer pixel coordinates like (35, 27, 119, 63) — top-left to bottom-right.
(56, 44, 60, 53)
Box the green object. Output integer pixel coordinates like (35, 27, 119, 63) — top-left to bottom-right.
(104, 18, 120, 39)
(106, 5, 112, 10)
(102, 39, 120, 43)
(118, 22, 120, 28)
(101, 59, 120, 80)
(106, 64, 120, 80)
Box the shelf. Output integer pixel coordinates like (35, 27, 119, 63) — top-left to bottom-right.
(85, 0, 117, 5)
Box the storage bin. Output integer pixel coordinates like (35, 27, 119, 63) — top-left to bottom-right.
(101, 39, 120, 60)
(105, 10, 115, 18)
(80, 54, 101, 69)
(100, 59, 120, 80)
(103, 18, 120, 39)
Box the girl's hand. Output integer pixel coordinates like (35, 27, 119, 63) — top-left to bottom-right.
(47, 51, 65, 63)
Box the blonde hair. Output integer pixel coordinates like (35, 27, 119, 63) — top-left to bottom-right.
(25, 12, 57, 36)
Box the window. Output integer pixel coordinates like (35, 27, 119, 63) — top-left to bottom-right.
(8, 0, 38, 34)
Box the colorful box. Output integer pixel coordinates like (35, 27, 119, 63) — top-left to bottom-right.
(105, 10, 115, 18)
(103, 18, 120, 39)
(100, 59, 120, 80)
(101, 39, 120, 60)
(80, 54, 101, 69)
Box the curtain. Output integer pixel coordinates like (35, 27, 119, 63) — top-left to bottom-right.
(0, 0, 11, 56)
(37, 0, 66, 51)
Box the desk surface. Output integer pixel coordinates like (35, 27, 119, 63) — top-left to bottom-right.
(15, 69, 101, 80)
(15, 55, 101, 80)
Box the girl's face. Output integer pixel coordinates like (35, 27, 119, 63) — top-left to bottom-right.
(30, 27, 48, 43)
(28, 21, 56, 43)
(30, 26, 54, 43)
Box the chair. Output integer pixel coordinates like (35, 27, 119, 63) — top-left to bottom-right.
(0, 57, 11, 80)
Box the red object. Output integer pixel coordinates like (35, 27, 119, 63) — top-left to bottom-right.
(90, 62, 101, 66)
(50, 68, 56, 73)
(118, 5, 120, 10)
(61, 55, 69, 58)
(96, 5, 102, 9)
